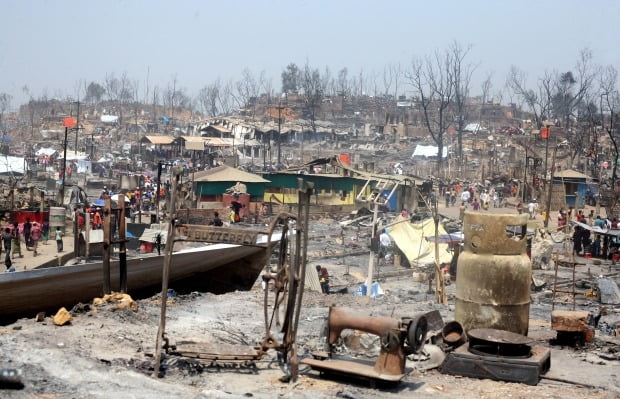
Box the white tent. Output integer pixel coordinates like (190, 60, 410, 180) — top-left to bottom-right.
(76, 159, 92, 174)
(464, 123, 482, 133)
(0, 156, 28, 175)
(57, 150, 88, 161)
(411, 145, 448, 159)
(35, 147, 57, 157)
(101, 115, 119, 124)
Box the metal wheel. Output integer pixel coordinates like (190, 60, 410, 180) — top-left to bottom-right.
(262, 221, 294, 370)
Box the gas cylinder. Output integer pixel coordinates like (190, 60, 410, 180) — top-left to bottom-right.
(455, 212, 531, 335)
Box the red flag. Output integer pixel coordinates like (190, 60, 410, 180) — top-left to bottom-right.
(64, 117, 77, 128)
(540, 127, 549, 139)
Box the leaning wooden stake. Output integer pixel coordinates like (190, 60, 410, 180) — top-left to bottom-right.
(152, 168, 180, 378)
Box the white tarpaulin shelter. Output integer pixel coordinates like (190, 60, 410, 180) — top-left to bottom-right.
(101, 115, 119, 124)
(35, 147, 57, 156)
(57, 150, 88, 161)
(411, 145, 448, 159)
(464, 123, 482, 133)
(0, 156, 28, 175)
(76, 159, 92, 174)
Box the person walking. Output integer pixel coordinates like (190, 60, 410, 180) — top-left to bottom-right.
(460, 189, 470, 204)
(472, 198, 481, 211)
(459, 202, 467, 222)
(42, 221, 50, 244)
(30, 222, 41, 256)
(2, 228, 12, 261)
(527, 200, 538, 220)
(12, 222, 23, 258)
(93, 209, 103, 229)
(480, 191, 489, 210)
(55, 227, 64, 253)
(23, 218, 32, 249)
(379, 229, 392, 264)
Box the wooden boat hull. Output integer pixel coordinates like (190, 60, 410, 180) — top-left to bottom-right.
(0, 243, 270, 322)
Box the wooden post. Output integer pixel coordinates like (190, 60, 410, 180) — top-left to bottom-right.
(119, 194, 127, 293)
(73, 208, 79, 259)
(85, 213, 90, 260)
(434, 184, 447, 305)
(102, 196, 112, 294)
(366, 201, 379, 295)
(153, 168, 180, 378)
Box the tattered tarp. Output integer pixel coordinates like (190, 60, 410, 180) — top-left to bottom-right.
(138, 224, 169, 245)
(570, 220, 620, 237)
(464, 123, 482, 133)
(425, 232, 464, 245)
(411, 145, 448, 159)
(388, 216, 452, 266)
(0, 156, 28, 175)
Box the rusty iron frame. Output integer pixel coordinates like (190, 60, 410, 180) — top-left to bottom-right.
(152, 176, 312, 383)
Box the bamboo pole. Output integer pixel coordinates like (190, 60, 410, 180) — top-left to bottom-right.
(102, 196, 111, 294)
(152, 168, 180, 378)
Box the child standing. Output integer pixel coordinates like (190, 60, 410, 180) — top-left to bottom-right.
(55, 227, 64, 253)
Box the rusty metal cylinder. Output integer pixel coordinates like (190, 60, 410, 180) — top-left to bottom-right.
(455, 212, 531, 335)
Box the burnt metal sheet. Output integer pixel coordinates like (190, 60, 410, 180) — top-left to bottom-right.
(468, 328, 533, 345)
(440, 343, 551, 386)
(419, 309, 443, 332)
(301, 357, 404, 382)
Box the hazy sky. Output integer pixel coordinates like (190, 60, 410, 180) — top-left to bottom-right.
(2, 0, 620, 107)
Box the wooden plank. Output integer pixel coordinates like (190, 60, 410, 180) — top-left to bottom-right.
(551, 310, 589, 332)
(553, 289, 586, 295)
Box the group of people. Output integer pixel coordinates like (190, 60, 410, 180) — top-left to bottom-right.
(446, 184, 504, 214)
(2, 218, 54, 271)
(437, 180, 511, 209)
(559, 206, 620, 259)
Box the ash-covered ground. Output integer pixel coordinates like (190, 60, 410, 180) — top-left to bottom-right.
(0, 215, 619, 399)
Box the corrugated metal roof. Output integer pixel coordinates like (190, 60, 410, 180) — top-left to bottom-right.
(181, 136, 204, 142)
(205, 137, 233, 147)
(555, 169, 590, 179)
(193, 165, 271, 183)
(210, 125, 231, 133)
(144, 135, 175, 145)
